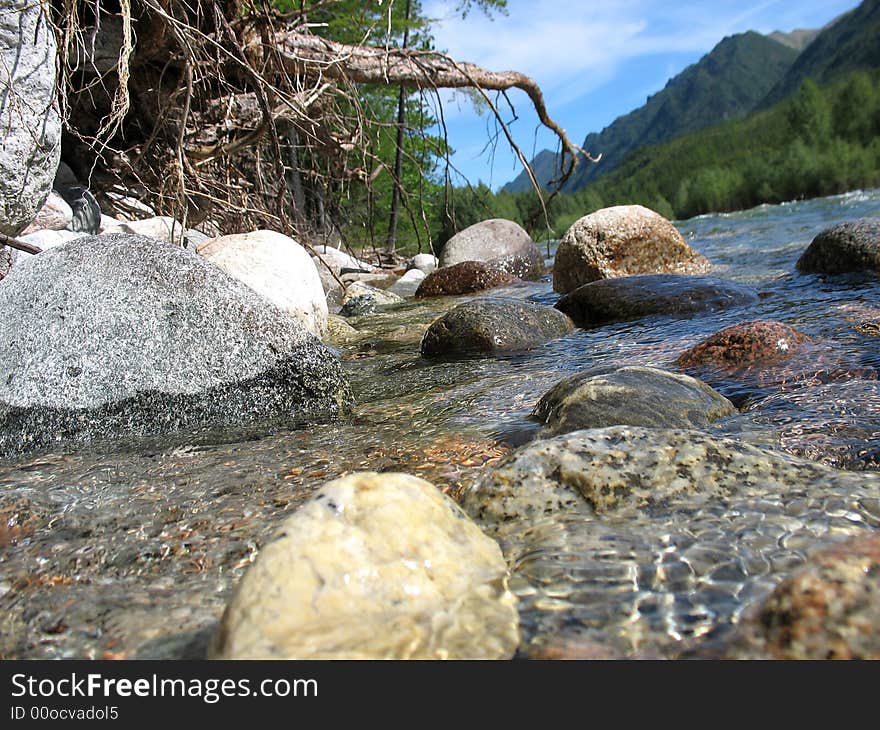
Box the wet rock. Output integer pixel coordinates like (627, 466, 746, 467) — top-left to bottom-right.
(0, 234, 351, 456)
(415, 260, 518, 298)
(726, 533, 880, 659)
(554, 274, 759, 328)
(421, 298, 573, 357)
(20, 192, 73, 235)
(339, 282, 404, 317)
(553, 205, 711, 293)
(796, 218, 880, 274)
(0, 2, 61, 236)
(387, 268, 426, 298)
(57, 187, 101, 235)
(198, 230, 328, 337)
(532, 366, 734, 435)
(211, 472, 519, 659)
(676, 320, 809, 369)
(409, 253, 438, 274)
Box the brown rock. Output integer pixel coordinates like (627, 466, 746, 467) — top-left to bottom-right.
(553, 205, 711, 293)
(676, 320, 809, 369)
(415, 260, 518, 298)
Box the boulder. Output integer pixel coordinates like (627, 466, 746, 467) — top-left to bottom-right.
(0, 1, 62, 236)
(103, 215, 186, 244)
(415, 260, 518, 298)
(796, 218, 880, 274)
(554, 274, 759, 328)
(532, 366, 734, 435)
(197, 230, 328, 337)
(552, 205, 711, 293)
(311, 244, 377, 277)
(409, 253, 438, 274)
(440, 218, 536, 267)
(421, 298, 573, 357)
(20, 191, 73, 235)
(727, 533, 880, 659)
(387, 268, 426, 298)
(0, 234, 351, 456)
(211, 472, 519, 659)
(19, 229, 86, 251)
(339, 281, 404, 317)
(676, 320, 809, 369)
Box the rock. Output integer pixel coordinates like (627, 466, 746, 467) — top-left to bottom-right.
(210, 472, 519, 659)
(727, 533, 880, 659)
(339, 282, 404, 317)
(387, 268, 426, 297)
(18, 229, 87, 252)
(421, 298, 573, 357)
(796, 218, 880, 274)
(409, 253, 438, 274)
(532, 366, 734, 435)
(676, 320, 809, 369)
(0, 246, 12, 281)
(198, 230, 328, 337)
(339, 271, 399, 289)
(554, 274, 759, 328)
(20, 192, 73, 235)
(311, 244, 377, 277)
(182, 229, 211, 252)
(440, 219, 545, 281)
(0, 234, 351, 456)
(553, 205, 711, 293)
(324, 314, 360, 344)
(415, 260, 518, 298)
(0, 1, 62, 236)
(107, 216, 186, 244)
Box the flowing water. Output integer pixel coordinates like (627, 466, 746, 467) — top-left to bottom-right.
(1, 190, 879, 659)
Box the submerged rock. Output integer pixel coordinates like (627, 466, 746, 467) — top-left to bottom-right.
(796, 218, 880, 274)
(339, 281, 404, 317)
(726, 533, 880, 659)
(554, 273, 759, 328)
(197, 230, 328, 337)
(415, 260, 518, 298)
(211, 472, 519, 659)
(676, 320, 809, 369)
(0, 234, 351, 456)
(421, 298, 573, 357)
(387, 268, 426, 298)
(532, 366, 734, 435)
(553, 205, 711, 293)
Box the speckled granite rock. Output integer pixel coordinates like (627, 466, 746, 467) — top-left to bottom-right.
(211, 472, 519, 659)
(415, 260, 518, 298)
(421, 298, 573, 357)
(724, 533, 880, 659)
(532, 366, 734, 435)
(796, 218, 880, 274)
(440, 218, 539, 270)
(676, 320, 809, 369)
(460, 426, 880, 656)
(0, 234, 352, 456)
(339, 281, 404, 317)
(554, 274, 759, 328)
(553, 205, 711, 293)
(0, 2, 61, 236)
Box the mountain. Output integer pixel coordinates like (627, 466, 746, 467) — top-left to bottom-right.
(767, 28, 822, 52)
(503, 31, 800, 194)
(761, 0, 880, 107)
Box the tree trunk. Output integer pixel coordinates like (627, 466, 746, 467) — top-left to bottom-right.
(385, 0, 412, 256)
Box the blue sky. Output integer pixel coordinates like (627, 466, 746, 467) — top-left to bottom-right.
(422, 0, 861, 190)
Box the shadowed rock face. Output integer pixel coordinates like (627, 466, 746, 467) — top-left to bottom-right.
(553, 205, 711, 293)
(676, 320, 809, 368)
(554, 273, 759, 328)
(420, 298, 573, 357)
(532, 366, 734, 435)
(415, 260, 518, 298)
(0, 234, 352, 456)
(796, 218, 880, 274)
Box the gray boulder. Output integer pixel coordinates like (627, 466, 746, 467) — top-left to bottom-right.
(796, 218, 880, 274)
(0, 234, 352, 456)
(421, 298, 574, 357)
(0, 2, 62, 235)
(532, 366, 734, 435)
(555, 273, 759, 328)
(440, 218, 545, 280)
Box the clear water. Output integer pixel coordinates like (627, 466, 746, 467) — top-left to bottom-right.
(1, 189, 879, 659)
